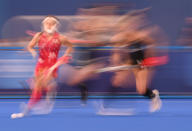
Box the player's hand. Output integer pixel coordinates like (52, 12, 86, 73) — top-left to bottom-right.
(31, 51, 37, 58)
(46, 66, 55, 78)
(42, 67, 55, 84)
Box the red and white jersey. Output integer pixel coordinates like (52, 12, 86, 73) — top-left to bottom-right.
(35, 32, 61, 76)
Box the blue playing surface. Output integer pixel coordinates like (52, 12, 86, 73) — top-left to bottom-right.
(1, 99, 192, 131)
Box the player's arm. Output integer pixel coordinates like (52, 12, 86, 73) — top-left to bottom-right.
(110, 34, 124, 65)
(60, 35, 73, 57)
(27, 32, 41, 58)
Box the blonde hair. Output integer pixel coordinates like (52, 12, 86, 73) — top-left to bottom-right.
(42, 15, 59, 25)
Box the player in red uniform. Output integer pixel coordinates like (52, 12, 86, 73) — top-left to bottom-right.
(11, 15, 73, 119)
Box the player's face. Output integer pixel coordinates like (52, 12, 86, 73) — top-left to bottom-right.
(43, 19, 57, 34)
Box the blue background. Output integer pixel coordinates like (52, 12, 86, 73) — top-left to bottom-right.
(1, 0, 192, 42)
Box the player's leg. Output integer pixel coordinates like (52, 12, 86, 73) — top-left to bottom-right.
(133, 68, 162, 112)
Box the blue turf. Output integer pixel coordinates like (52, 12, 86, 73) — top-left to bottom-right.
(1, 99, 192, 131)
